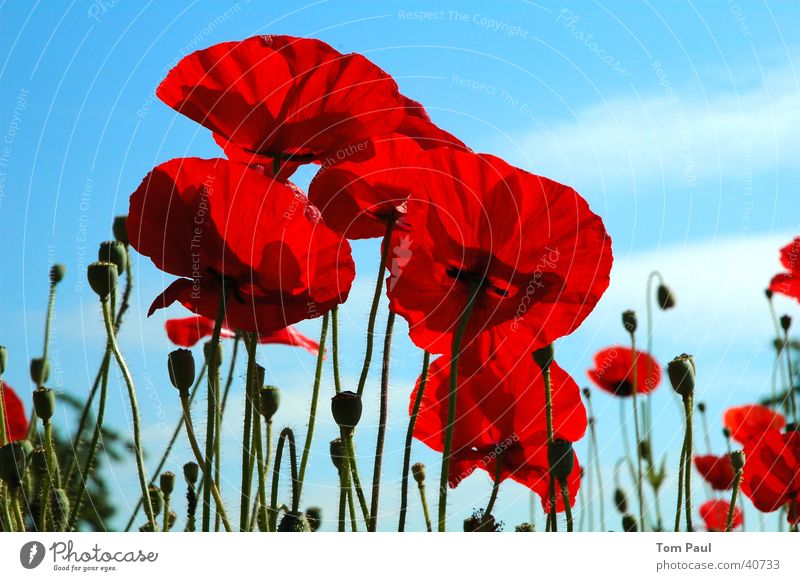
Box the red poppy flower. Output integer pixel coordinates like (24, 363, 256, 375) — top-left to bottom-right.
(768, 237, 800, 302)
(694, 454, 735, 491)
(412, 349, 585, 511)
(396, 96, 467, 151)
(586, 346, 661, 397)
(157, 35, 407, 179)
(1, 382, 28, 442)
(699, 499, 742, 531)
(128, 157, 355, 334)
(723, 404, 785, 446)
(741, 428, 800, 524)
(387, 149, 613, 355)
(165, 315, 320, 355)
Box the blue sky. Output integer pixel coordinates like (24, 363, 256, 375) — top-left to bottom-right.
(1, 1, 799, 531)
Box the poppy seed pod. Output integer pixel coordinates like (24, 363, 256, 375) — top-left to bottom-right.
(411, 462, 426, 484)
(259, 385, 280, 422)
(98, 241, 127, 276)
(112, 215, 129, 246)
(278, 510, 311, 532)
(0, 440, 32, 487)
(622, 309, 637, 334)
(547, 439, 574, 483)
(622, 514, 638, 532)
(329, 438, 346, 472)
(183, 461, 199, 485)
(32, 387, 56, 422)
(305, 506, 322, 532)
(730, 450, 745, 473)
(160, 471, 176, 496)
(0, 345, 6, 375)
(148, 485, 163, 516)
(614, 487, 628, 514)
(656, 283, 676, 310)
(203, 340, 224, 368)
(30, 357, 50, 385)
(667, 354, 696, 398)
(780, 314, 792, 332)
(87, 261, 118, 299)
(167, 349, 195, 394)
(50, 263, 66, 285)
(331, 390, 362, 432)
(532, 344, 554, 370)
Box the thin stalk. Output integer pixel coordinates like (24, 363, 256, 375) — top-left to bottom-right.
(347, 480, 357, 531)
(683, 394, 694, 532)
(331, 306, 342, 394)
(438, 281, 481, 531)
(699, 406, 712, 455)
(726, 469, 742, 532)
(674, 433, 687, 532)
(399, 351, 431, 531)
(585, 395, 606, 530)
(10, 487, 25, 531)
(0, 376, 7, 446)
(202, 289, 226, 532)
(544, 364, 557, 532)
(368, 311, 395, 531)
(297, 313, 329, 502)
(782, 327, 797, 422)
(417, 480, 432, 532)
(484, 458, 502, 517)
(560, 480, 574, 532)
(269, 428, 298, 531)
(239, 332, 257, 531)
(356, 219, 395, 398)
(345, 433, 370, 524)
(162, 494, 170, 532)
(1, 485, 15, 531)
(629, 332, 645, 531)
(338, 466, 347, 532)
(251, 392, 267, 532)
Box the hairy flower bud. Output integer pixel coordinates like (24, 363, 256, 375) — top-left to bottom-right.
(0, 440, 32, 488)
(29, 446, 48, 480)
(656, 283, 676, 310)
(305, 506, 322, 532)
(203, 340, 224, 368)
(780, 314, 792, 333)
(183, 462, 199, 485)
(547, 439, 574, 483)
(160, 471, 176, 496)
(515, 522, 534, 532)
(259, 385, 280, 422)
(667, 353, 696, 398)
(331, 391, 362, 432)
(98, 241, 127, 275)
(33, 387, 56, 422)
(167, 349, 195, 394)
(113, 215, 129, 246)
(148, 485, 163, 517)
(87, 261, 118, 299)
(329, 438, 346, 472)
(730, 450, 745, 473)
(411, 462, 426, 484)
(50, 264, 66, 285)
(30, 357, 50, 385)
(622, 309, 638, 334)
(278, 511, 311, 532)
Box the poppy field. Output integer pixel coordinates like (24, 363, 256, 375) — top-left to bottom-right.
(1, 20, 799, 536)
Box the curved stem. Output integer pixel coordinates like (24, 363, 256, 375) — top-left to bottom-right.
(369, 310, 394, 531)
(297, 313, 329, 502)
(220, 336, 240, 413)
(332, 307, 342, 394)
(345, 433, 370, 524)
(726, 469, 742, 532)
(178, 393, 231, 531)
(356, 219, 395, 398)
(438, 281, 481, 531)
(399, 351, 431, 531)
(484, 457, 502, 517)
(101, 298, 156, 530)
(269, 428, 298, 530)
(630, 332, 644, 531)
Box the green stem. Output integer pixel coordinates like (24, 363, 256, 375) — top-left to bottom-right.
(726, 470, 742, 532)
(544, 364, 557, 532)
(38, 421, 56, 532)
(683, 394, 694, 532)
(1, 484, 15, 531)
(484, 458, 502, 517)
(585, 397, 606, 530)
(347, 479, 357, 532)
(270, 428, 298, 530)
(346, 433, 370, 524)
(332, 307, 342, 394)
(101, 299, 156, 530)
(560, 480, 574, 532)
(338, 466, 347, 532)
(356, 219, 395, 398)
(297, 313, 329, 502)
(162, 495, 170, 532)
(0, 376, 7, 447)
(418, 481, 432, 532)
(239, 332, 257, 531)
(368, 311, 395, 532)
(438, 281, 481, 532)
(399, 351, 431, 531)
(783, 327, 797, 423)
(203, 289, 227, 532)
(10, 487, 25, 531)
(251, 391, 267, 532)
(674, 432, 687, 531)
(629, 332, 644, 531)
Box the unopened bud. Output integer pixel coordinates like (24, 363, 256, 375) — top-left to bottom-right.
(30, 357, 50, 385)
(167, 349, 195, 394)
(667, 354, 695, 398)
(259, 386, 280, 422)
(411, 462, 426, 484)
(765, 288, 774, 300)
(780, 315, 792, 333)
(656, 284, 676, 310)
(0, 440, 32, 487)
(697, 402, 706, 413)
(30, 447, 48, 479)
(614, 488, 628, 514)
(183, 462, 199, 485)
(203, 340, 224, 368)
(331, 391, 362, 432)
(160, 471, 176, 496)
(167, 511, 177, 531)
(582, 387, 591, 399)
(330, 438, 346, 472)
(547, 439, 574, 483)
(622, 514, 638, 532)
(638, 439, 651, 463)
(730, 450, 745, 473)
(33, 387, 56, 421)
(50, 264, 66, 285)
(305, 507, 322, 532)
(98, 241, 127, 275)
(112, 215, 129, 246)
(532, 344, 554, 370)
(51, 488, 70, 528)
(515, 522, 534, 532)
(87, 261, 118, 299)
(148, 485, 163, 516)
(622, 310, 638, 334)
(277, 511, 311, 532)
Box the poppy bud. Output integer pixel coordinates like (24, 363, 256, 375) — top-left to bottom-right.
(722, 427, 731, 440)
(51, 488, 70, 528)
(463, 509, 500, 532)
(532, 344, 554, 370)
(254, 364, 265, 389)
(331, 390, 362, 432)
(139, 522, 155, 533)
(148, 485, 163, 516)
(786, 423, 800, 433)
(0, 345, 6, 375)
(547, 439, 574, 483)
(98, 241, 127, 275)
(167, 511, 177, 531)
(167, 349, 195, 394)
(765, 288, 773, 299)
(305, 506, 322, 532)
(614, 487, 628, 514)
(259, 385, 280, 422)
(277, 510, 311, 532)
(667, 353, 695, 398)
(411, 462, 426, 484)
(112, 215, 129, 246)
(0, 440, 32, 487)
(780, 314, 792, 332)
(330, 438, 346, 472)
(87, 261, 118, 299)
(515, 522, 534, 532)
(638, 439, 651, 463)
(203, 340, 224, 368)
(32, 387, 56, 422)
(622, 514, 638, 532)
(657, 283, 676, 310)
(30, 357, 50, 385)
(622, 309, 637, 334)
(160, 471, 176, 496)
(582, 387, 591, 399)
(183, 461, 199, 485)
(50, 264, 66, 285)
(697, 402, 706, 413)
(30, 447, 48, 479)
(730, 450, 745, 473)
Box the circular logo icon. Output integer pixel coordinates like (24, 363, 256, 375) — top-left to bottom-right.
(20, 541, 46, 569)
